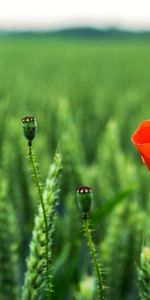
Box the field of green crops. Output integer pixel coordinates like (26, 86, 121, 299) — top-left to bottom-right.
(0, 36, 150, 300)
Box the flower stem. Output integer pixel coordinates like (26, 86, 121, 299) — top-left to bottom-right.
(83, 217, 105, 300)
(29, 145, 51, 298)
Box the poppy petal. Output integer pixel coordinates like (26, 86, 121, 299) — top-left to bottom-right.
(131, 120, 150, 171)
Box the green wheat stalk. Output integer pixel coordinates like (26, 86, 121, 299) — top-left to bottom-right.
(22, 151, 61, 300)
(138, 246, 150, 300)
(29, 144, 51, 296)
(0, 173, 20, 300)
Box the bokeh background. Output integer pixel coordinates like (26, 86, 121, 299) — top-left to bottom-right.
(0, 1, 150, 299)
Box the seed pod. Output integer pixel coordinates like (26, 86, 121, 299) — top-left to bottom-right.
(76, 186, 93, 218)
(22, 116, 37, 142)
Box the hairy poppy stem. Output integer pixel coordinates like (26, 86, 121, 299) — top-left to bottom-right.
(83, 217, 105, 300)
(29, 145, 51, 299)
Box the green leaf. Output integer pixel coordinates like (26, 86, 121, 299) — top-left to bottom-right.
(91, 188, 135, 224)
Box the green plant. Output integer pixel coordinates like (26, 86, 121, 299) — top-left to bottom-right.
(138, 247, 150, 300)
(22, 151, 61, 299)
(21, 116, 62, 299)
(0, 37, 150, 299)
(0, 173, 20, 300)
(77, 186, 105, 300)
(22, 115, 52, 297)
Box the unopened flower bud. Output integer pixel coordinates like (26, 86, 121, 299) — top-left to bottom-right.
(22, 116, 37, 143)
(76, 186, 93, 218)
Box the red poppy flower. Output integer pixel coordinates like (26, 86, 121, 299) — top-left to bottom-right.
(131, 120, 150, 171)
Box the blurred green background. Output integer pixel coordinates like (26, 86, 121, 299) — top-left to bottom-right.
(0, 35, 150, 300)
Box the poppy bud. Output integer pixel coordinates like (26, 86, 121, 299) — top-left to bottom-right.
(76, 186, 93, 218)
(22, 116, 37, 144)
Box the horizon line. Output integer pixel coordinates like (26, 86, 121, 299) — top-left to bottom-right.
(1, 24, 150, 32)
(1, 18, 150, 31)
